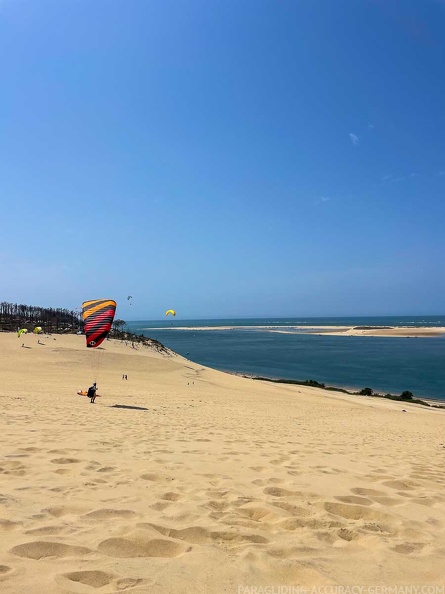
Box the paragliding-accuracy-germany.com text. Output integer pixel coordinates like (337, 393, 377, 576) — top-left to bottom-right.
(237, 587, 445, 594)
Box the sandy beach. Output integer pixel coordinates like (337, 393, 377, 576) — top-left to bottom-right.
(1, 332, 445, 593)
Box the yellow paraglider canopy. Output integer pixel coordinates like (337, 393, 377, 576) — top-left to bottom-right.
(165, 309, 176, 317)
(17, 329, 28, 338)
(33, 326, 43, 334)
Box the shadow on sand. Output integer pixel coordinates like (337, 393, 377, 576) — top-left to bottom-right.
(110, 404, 149, 411)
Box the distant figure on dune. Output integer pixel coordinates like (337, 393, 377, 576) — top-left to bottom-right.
(87, 382, 97, 404)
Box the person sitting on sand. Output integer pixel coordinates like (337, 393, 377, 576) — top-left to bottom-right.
(87, 382, 97, 404)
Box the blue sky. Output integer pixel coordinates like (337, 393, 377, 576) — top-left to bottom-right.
(1, 0, 444, 320)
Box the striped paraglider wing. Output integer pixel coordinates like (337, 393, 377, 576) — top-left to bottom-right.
(82, 299, 117, 348)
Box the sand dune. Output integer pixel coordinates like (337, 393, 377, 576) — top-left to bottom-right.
(1, 333, 445, 593)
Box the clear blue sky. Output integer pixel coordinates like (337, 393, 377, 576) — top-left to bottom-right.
(1, 0, 444, 320)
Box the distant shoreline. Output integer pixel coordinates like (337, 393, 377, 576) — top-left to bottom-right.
(142, 324, 445, 338)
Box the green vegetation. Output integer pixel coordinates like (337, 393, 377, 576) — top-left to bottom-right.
(252, 376, 445, 409)
(400, 390, 414, 400)
(352, 326, 393, 330)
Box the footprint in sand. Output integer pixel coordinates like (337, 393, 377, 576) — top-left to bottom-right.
(267, 477, 285, 484)
(53, 468, 72, 475)
(50, 458, 81, 465)
(324, 502, 394, 523)
(44, 505, 89, 518)
(61, 570, 116, 588)
(10, 541, 92, 560)
(25, 525, 74, 536)
(411, 497, 438, 507)
(56, 570, 146, 592)
(281, 517, 343, 531)
(97, 536, 187, 558)
(0, 564, 15, 578)
(392, 542, 425, 554)
(146, 523, 269, 546)
(0, 461, 26, 476)
(337, 527, 362, 542)
(140, 473, 174, 482)
(205, 500, 230, 511)
(0, 519, 23, 531)
(96, 466, 115, 473)
(382, 480, 418, 491)
(334, 495, 373, 506)
(158, 492, 181, 502)
(351, 487, 387, 497)
(149, 501, 171, 512)
(116, 577, 144, 590)
(252, 479, 267, 486)
(270, 501, 312, 517)
(237, 504, 280, 523)
(263, 487, 301, 497)
(82, 509, 137, 520)
(147, 524, 211, 544)
(372, 496, 403, 507)
(266, 545, 320, 558)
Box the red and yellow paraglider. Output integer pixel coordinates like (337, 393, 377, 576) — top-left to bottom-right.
(80, 299, 117, 388)
(82, 299, 117, 348)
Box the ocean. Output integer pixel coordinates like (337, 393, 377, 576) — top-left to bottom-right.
(125, 316, 445, 401)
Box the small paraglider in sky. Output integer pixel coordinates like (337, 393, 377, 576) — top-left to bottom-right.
(165, 309, 176, 317)
(127, 295, 133, 305)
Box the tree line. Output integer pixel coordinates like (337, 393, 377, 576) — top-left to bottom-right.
(0, 301, 82, 333)
(0, 302, 172, 356)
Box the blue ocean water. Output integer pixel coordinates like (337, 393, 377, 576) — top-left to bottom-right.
(125, 317, 445, 401)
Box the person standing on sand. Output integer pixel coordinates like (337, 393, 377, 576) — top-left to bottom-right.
(87, 382, 97, 404)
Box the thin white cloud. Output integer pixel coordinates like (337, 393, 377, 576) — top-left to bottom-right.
(437, 170, 445, 177)
(314, 196, 330, 205)
(349, 133, 359, 146)
(381, 173, 418, 184)
(314, 196, 330, 204)
(368, 122, 374, 129)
